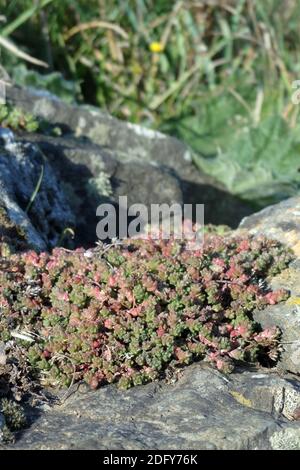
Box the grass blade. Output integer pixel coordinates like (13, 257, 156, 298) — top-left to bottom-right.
(25, 164, 44, 214)
(1, 0, 55, 37)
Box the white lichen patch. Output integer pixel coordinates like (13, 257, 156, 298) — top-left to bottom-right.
(87, 172, 112, 198)
(76, 116, 86, 131)
(183, 150, 192, 162)
(126, 122, 166, 140)
(33, 98, 57, 120)
(0, 127, 19, 154)
(270, 427, 300, 450)
(86, 122, 110, 145)
(273, 385, 300, 420)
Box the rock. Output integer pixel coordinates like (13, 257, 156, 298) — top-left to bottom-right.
(252, 264, 300, 376)
(6, 84, 253, 229)
(0, 127, 74, 251)
(239, 195, 300, 255)
(0, 342, 6, 366)
(0, 83, 255, 249)
(13, 133, 183, 247)
(270, 426, 300, 450)
(4, 365, 300, 450)
(239, 196, 300, 375)
(0, 345, 8, 443)
(0, 412, 5, 443)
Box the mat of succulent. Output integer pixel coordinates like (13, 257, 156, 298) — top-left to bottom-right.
(0, 233, 292, 391)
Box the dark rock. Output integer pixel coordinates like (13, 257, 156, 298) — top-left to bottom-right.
(13, 132, 183, 247)
(6, 84, 253, 229)
(3, 365, 300, 450)
(0, 127, 74, 250)
(0, 412, 5, 442)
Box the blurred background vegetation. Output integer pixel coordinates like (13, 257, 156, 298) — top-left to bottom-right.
(0, 0, 300, 209)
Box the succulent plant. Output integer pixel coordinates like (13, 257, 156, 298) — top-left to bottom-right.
(0, 398, 27, 443)
(0, 104, 39, 132)
(0, 233, 292, 391)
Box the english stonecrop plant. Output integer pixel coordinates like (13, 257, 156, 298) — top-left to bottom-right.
(0, 234, 292, 390)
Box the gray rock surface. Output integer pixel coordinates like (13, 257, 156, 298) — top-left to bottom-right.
(0, 128, 74, 250)
(239, 195, 300, 254)
(14, 132, 183, 247)
(239, 196, 300, 375)
(0, 412, 5, 442)
(3, 365, 300, 450)
(6, 84, 253, 229)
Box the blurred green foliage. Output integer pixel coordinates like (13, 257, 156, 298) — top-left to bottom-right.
(0, 0, 300, 207)
(0, 103, 38, 131)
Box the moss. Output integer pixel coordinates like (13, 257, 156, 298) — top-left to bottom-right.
(1, 424, 14, 443)
(1, 398, 26, 431)
(0, 398, 26, 443)
(0, 205, 29, 254)
(203, 224, 232, 236)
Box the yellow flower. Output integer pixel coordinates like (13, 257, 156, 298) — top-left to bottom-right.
(149, 42, 164, 53)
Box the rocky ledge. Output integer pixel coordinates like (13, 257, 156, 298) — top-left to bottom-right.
(5, 365, 300, 450)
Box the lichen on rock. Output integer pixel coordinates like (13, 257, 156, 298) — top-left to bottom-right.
(86, 172, 113, 199)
